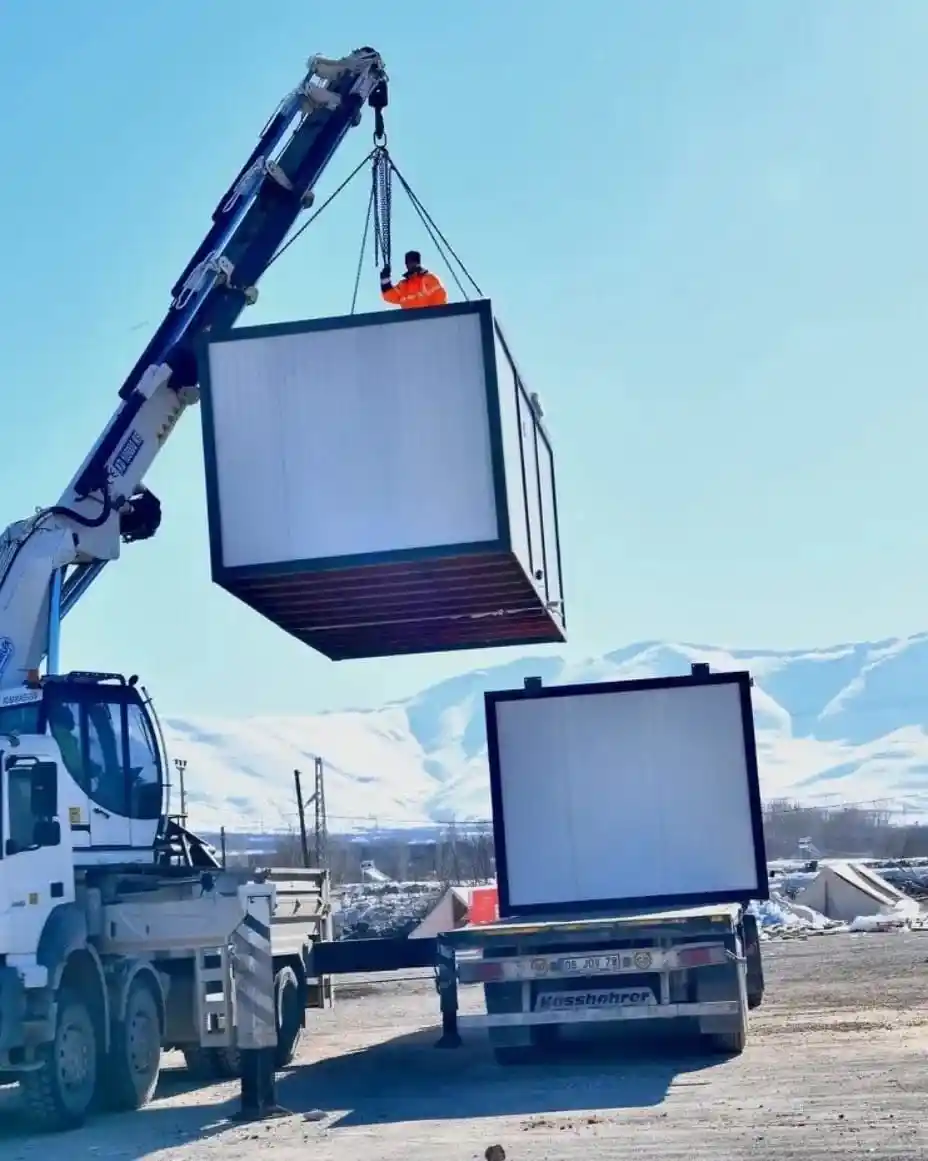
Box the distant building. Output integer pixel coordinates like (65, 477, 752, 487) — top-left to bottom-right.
(796, 861, 910, 922)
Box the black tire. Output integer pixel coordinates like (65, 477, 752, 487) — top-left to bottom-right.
(182, 965, 302, 1079)
(742, 913, 765, 1010)
(273, 965, 303, 1069)
(697, 950, 749, 1057)
(209, 1046, 241, 1078)
(100, 978, 162, 1111)
(703, 1014, 747, 1056)
(21, 987, 98, 1131)
(182, 1045, 240, 1081)
(181, 1046, 216, 1082)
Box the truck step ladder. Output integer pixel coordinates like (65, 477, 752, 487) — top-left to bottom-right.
(194, 946, 235, 1047)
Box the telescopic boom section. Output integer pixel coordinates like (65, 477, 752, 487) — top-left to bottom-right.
(0, 48, 387, 689)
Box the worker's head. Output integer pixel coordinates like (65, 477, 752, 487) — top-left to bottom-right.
(404, 249, 421, 273)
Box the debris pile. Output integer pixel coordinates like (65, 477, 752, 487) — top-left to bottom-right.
(847, 896, 928, 933)
(750, 892, 841, 940)
(751, 889, 928, 941)
(333, 880, 442, 940)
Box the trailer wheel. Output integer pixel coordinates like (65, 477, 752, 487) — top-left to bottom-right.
(100, 978, 162, 1111)
(703, 1003, 747, 1055)
(697, 958, 749, 1056)
(742, 914, 765, 1010)
(273, 965, 303, 1069)
(21, 988, 98, 1131)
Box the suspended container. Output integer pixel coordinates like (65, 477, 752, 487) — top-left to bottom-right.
(198, 300, 567, 660)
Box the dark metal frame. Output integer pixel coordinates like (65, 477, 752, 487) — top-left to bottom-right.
(484, 670, 770, 919)
(197, 300, 564, 628)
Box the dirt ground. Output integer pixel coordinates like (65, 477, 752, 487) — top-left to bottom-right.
(0, 931, 926, 1160)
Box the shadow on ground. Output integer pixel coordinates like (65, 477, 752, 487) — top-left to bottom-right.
(0, 1070, 238, 1155)
(0, 1023, 724, 1150)
(277, 1020, 722, 1128)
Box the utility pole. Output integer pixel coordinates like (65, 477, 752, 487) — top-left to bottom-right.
(173, 758, 188, 828)
(293, 758, 328, 868)
(312, 755, 328, 868)
(293, 770, 310, 868)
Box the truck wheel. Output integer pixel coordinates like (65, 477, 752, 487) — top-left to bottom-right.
(101, 978, 162, 1111)
(21, 987, 98, 1131)
(273, 965, 303, 1069)
(183, 966, 301, 1078)
(181, 1046, 216, 1081)
(210, 1046, 241, 1078)
(182, 1045, 240, 1080)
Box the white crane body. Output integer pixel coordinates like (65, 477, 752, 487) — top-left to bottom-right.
(0, 46, 382, 1129)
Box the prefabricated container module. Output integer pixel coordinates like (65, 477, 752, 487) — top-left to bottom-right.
(484, 669, 769, 919)
(198, 300, 566, 661)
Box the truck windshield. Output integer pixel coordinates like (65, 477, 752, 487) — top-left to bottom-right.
(0, 703, 42, 739)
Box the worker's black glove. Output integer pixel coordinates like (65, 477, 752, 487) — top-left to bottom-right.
(380, 263, 391, 285)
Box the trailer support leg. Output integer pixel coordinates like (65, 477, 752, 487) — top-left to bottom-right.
(434, 937, 461, 1048)
(239, 1047, 281, 1117)
(233, 888, 290, 1120)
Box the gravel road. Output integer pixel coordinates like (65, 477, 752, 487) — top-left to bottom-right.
(0, 931, 926, 1160)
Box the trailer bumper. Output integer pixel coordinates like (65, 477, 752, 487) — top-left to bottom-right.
(457, 999, 741, 1029)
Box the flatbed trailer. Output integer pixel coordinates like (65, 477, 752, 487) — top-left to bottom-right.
(432, 902, 764, 1060)
(311, 663, 770, 1062)
(308, 899, 765, 1060)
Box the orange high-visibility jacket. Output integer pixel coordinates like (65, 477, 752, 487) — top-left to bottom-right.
(381, 267, 448, 310)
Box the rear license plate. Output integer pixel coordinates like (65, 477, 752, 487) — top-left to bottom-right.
(555, 954, 621, 974)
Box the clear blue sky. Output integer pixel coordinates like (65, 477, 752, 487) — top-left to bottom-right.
(0, 1, 926, 718)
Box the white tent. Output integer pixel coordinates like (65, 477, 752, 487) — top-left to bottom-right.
(795, 861, 909, 923)
(408, 886, 472, 938)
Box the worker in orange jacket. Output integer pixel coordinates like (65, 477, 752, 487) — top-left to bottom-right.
(380, 250, 448, 310)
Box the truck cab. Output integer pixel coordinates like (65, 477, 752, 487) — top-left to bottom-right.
(0, 672, 165, 869)
(0, 733, 73, 961)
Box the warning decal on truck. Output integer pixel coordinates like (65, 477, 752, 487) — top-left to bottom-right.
(535, 988, 656, 1011)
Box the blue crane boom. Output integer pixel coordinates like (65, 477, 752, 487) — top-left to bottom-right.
(0, 47, 387, 687)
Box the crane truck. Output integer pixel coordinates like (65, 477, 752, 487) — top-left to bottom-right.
(0, 45, 387, 1131)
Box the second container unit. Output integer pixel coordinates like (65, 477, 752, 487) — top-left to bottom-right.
(199, 299, 566, 660)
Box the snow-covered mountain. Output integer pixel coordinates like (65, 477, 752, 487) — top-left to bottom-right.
(162, 633, 928, 833)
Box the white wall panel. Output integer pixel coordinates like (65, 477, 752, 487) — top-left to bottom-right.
(206, 310, 500, 568)
(491, 680, 761, 912)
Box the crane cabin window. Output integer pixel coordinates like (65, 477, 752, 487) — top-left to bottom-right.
(0, 702, 41, 740)
(42, 686, 163, 823)
(85, 701, 128, 817)
(126, 701, 161, 820)
(44, 696, 84, 795)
